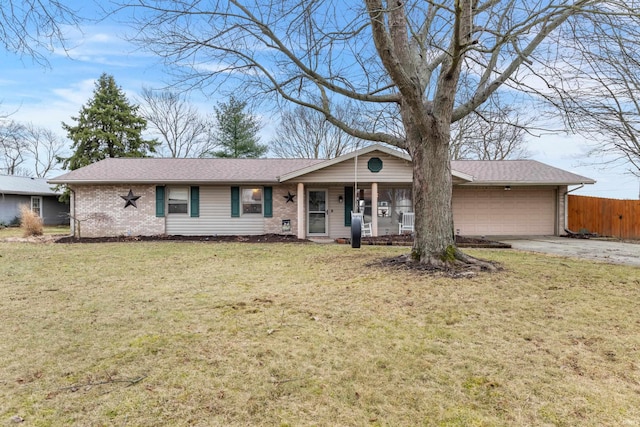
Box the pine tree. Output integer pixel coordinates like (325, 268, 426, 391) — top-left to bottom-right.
(60, 73, 157, 170)
(209, 96, 266, 158)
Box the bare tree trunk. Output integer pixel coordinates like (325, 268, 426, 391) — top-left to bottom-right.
(410, 130, 495, 270)
(409, 130, 454, 266)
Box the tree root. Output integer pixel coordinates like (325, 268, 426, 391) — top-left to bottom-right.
(379, 248, 500, 277)
(451, 248, 499, 272)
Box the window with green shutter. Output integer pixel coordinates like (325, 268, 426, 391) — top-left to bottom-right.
(156, 186, 165, 217)
(190, 186, 200, 217)
(264, 187, 273, 218)
(344, 186, 353, 226)
(231, 187, 240, 217)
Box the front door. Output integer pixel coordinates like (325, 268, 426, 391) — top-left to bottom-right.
(307, 189, 328, 235)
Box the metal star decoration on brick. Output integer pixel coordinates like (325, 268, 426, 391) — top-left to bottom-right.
(283, 191, 296, 203)
(121, 189, 141, 208)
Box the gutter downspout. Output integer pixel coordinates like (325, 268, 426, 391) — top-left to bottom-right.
(563, 184, 584, 234)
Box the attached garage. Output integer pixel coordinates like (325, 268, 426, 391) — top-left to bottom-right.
(453, 186, 557, 236)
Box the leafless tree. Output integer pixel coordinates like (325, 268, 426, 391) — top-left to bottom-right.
(0, 120, 28, 175)
(138, 87, 213, 158)
(22, 123, 67, 177)
(123, 0, 624, 269)
(451, 97, 533, 160)
(0, 0, 81, 64)
(544, 10, 640, 176)
(271, 102, 364, 159)
(0, 119, 66, 177)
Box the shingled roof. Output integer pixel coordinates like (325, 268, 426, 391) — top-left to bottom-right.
(0, 175, 61, 196)
(451, 160, 595, 185)
(49, 158, 324, 185)
(48, 145, 595, 186)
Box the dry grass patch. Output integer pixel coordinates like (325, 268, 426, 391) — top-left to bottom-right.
(19, 205, 43, 237)
(0, 241, 638, 426)
(0, 225, 70, 240)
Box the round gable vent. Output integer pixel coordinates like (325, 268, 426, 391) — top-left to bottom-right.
(367, 157, 383, 173)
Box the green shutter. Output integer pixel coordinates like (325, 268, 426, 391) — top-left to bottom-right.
(156, 186, 165, 217)
(344, 186, 353, 226)
(231, 186, 240, 217)
(264, 186, 273, 218)
(190, 186, 200, 217)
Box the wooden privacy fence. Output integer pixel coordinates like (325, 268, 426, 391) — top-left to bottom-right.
(568, 195, 640, 239)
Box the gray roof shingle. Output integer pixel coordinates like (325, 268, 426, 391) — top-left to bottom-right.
(48, 158, 324, 184)
(48, 150, 595, 186)
(0, 175, 61, 195)
(451, 160, 595, 185)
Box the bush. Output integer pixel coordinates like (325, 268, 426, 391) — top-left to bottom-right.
(20, 205, 43, 237)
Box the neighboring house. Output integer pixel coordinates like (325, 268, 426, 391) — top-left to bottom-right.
(48, 145, 594, 238)
(0, 175, 70, 226)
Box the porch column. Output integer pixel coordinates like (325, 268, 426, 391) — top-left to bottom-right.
(371, 182, 378, 236)
(297, 182, 305, 239)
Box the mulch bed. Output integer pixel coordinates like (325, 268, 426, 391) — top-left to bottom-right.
(357, 234, 511, 248)
(55, 233, 510, 248)
(55, 233, 310, 244)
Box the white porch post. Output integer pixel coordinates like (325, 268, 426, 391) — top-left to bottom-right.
(371, 182, 378, 236)
(297, 182, 305, 239)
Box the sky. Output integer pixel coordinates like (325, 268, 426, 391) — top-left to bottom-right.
(1, 2, 638, 200)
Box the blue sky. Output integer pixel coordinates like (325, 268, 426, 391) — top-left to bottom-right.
(1, 2, 638, 199)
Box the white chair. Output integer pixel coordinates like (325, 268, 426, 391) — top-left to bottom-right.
(398, 212, 415, 234)
(352, 212, 372, 237)
(362, 221, 372, 237)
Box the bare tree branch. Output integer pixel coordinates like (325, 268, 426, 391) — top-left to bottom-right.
(0, 120, 28, 175)
(22, 123, 67, 177)
(0, 0, 81, 65)
(270, 101, 365, 159)
(138, 87, 213, 158)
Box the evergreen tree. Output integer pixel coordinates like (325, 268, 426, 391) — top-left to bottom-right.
(209, 96, 266, 158)
(60, 73, 157, 170)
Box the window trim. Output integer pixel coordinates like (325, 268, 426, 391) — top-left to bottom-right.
(241, 187, 264, 215)
(167, 186, 189, 215)
(30, 196, 43, 218)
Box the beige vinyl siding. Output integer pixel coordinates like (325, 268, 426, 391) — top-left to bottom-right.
(453, 186, 556, 236)
(328, 186, 351, 238)
(166, 186, 264, 235)
(292, 152, 413, 184)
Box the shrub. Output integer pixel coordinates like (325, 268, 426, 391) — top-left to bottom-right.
(20, 205, 43, 237)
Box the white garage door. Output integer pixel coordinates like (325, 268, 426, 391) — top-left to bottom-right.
(453, 187, 556, 236)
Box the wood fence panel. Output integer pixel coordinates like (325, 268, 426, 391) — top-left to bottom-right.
(568, 195, 640, 239)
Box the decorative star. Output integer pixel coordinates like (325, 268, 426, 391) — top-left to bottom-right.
(283, 191, 296, 203)
(121, 189, 141, 208)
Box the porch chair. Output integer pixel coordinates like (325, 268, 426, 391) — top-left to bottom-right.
(398, 212, 415, 234)
(352, 212, 372, 237)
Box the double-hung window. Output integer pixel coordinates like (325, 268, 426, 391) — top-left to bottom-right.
(30, 196, 42, 218)
(168, 187, 189, 214)
(242, 188, 263, 214)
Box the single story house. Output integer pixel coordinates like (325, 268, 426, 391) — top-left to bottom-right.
(0, 174, 70, 226)
(48, 145, 594, 239)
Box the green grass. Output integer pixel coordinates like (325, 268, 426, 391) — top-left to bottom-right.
(0, 241, 639, 426)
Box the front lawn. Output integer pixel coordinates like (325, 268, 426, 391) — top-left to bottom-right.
(0, 241, 638, 426)
(0, 225, 70, 239)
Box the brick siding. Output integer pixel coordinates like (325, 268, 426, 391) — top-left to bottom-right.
(71, 185, 164, 237)
(264, 184, 298, 235)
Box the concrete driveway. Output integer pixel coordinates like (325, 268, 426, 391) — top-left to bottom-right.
(495, 236, 640, 267)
